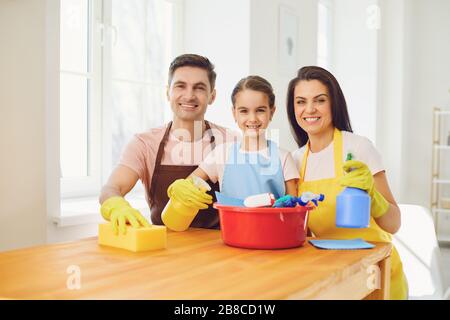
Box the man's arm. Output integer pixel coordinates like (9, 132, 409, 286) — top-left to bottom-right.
(99, 165, 140, 204)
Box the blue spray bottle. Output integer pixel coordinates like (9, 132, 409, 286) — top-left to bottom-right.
(335, 153, 371, 228)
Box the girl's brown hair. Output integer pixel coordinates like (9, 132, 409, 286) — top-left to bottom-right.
(231, 75, 275, 108)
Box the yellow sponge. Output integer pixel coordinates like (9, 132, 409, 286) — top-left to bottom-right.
(98, 223, 167, 252)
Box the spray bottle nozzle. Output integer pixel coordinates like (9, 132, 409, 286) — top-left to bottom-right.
(346, 152, 353, 161)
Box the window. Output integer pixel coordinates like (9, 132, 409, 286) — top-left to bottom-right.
(60, 0, 102, 199)
(59, 0, 180, 200)
(317, 0, 333, 69)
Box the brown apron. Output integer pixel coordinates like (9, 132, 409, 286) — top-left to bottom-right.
(148, 121, 220, 229)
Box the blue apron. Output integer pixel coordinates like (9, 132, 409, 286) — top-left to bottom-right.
(221, 140, 285, 200)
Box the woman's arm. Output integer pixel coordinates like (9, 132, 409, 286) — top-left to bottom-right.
(373, 171, 401, 234)
(341, 160, 401, 235)
(285, 179, 298, 197)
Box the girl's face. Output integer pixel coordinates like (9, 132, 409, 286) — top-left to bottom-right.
(233, 89, 275, 138)
(293, 80, 333, 136)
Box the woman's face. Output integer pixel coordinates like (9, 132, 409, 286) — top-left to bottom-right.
(293, 80, 333, 136)
(233, 89, 275, 138)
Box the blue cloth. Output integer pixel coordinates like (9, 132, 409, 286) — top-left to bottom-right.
(221, 140, 285, 200)
(309, 238, 375, 250)
(215, 192, 245, 207)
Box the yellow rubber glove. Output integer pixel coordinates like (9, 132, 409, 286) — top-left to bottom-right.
(340, 160, 389, 219)
(167, 177, 213, 209)
(100, 196, 151, 235)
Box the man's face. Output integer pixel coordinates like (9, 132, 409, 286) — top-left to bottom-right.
(167, 66, 216, 122)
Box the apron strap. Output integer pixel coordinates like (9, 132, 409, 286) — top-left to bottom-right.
(299, 128, 344, 183)
(149, 122, 173, 201)
(333, 128, 344, 178)
(205, 120, 216, 150)
(299, 143, 309, 184)
(149, 120, 216, 201)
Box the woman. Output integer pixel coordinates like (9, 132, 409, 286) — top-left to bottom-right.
(287, 66, 408, 299)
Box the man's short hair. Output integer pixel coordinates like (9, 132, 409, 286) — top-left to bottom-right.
(168, 54, 216, 90)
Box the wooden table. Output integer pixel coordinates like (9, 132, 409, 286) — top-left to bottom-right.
(0, 229, 391, 299)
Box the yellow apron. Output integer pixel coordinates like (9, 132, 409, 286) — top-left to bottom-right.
(298, 128, 408, 300)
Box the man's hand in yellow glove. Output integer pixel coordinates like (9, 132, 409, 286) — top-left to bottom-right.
(100, 196, 151, 235)
(340, 160, 389, 218)
(167, 177, 213, 209)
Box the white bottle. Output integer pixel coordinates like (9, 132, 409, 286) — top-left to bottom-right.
(244, 193, 275, 208)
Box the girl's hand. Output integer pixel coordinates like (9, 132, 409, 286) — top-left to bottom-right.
(167, 178, 213, 209)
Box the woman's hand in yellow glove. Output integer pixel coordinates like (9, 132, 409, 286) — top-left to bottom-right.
(340, 160, 389, 218)
(167, 178, 213, 209)
(100, 196, 151, 235)
(341, 160, 374, 193)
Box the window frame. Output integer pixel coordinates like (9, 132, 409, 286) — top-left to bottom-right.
(60, 0, 103, 199)
(100, 0, 183, 197)
(317, 0, 334, 70)
(59, 0, 183, 201)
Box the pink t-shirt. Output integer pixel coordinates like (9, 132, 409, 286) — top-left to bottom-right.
(118, 122, 240, 192)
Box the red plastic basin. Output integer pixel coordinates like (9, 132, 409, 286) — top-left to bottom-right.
(214, 203, 312, 249)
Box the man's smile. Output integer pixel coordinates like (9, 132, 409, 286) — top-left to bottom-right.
(179, 103, 199, 110)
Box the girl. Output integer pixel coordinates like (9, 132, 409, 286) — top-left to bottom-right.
(287, 66, 408, 299)
(168, 75, 299, 208)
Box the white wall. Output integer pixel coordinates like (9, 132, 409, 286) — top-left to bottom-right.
(376, 0, 407, 202)
(249, 0, 318, 151)
(376, 0, 450, 208)
(183, 0, 319, 151)
(401, 0, 450, 208)
(183, 0, 251, 132)
(332, 0, 379, 143)
(0, 0, 47, 251)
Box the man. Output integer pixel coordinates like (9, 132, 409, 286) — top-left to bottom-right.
(99, 54, 237, 235)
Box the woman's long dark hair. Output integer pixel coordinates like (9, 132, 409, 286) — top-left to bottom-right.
(286, 66, 352, 147)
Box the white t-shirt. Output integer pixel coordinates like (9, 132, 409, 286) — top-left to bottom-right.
(199, 141, 300, 189)
(291, 131, 384, 181)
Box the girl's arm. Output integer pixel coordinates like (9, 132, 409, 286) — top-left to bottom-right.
(285, 179, 298, 197)
(189, 167, 211, 183)
(373, 171, 401, 234)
